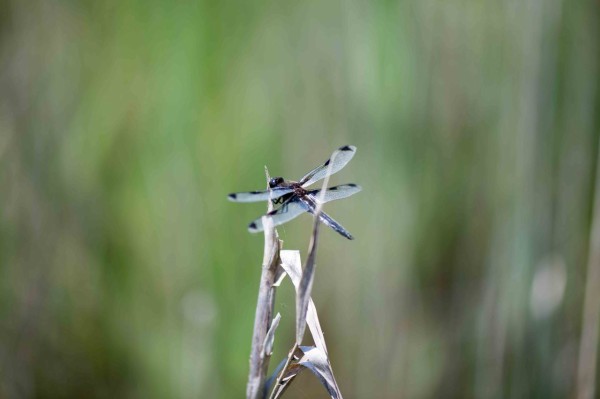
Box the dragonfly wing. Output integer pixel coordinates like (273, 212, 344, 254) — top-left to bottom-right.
(299, 145, 356, 187)
(308, 184, 362, 204)
(228, 187, 293, 202)
(248, 197, 309, 233)
(298, 197, 354, 240)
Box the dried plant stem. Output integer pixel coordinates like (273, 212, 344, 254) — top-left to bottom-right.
(247, 169, 282, 399)
(295, 215, 321, 343)
(246, 222, 280, 399)
(267, 342, 299, 399)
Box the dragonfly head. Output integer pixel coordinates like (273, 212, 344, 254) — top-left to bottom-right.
(269, 177, 285, 188)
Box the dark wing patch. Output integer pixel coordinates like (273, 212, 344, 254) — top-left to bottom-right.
(299, 145, 356, 187)
(227, 187, 293, 203)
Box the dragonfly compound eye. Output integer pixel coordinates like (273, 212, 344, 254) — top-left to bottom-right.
(269, 177, 284, 188)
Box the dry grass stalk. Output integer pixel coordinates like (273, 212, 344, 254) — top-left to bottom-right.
(246, 168, 283, 399)
(247, 150, 346, 399)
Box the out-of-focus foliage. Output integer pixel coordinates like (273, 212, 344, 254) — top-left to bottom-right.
(1, 0, 598, 398)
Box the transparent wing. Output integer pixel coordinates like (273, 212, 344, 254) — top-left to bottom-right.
(298, 197, 354, 240)
(227, 187, 293, 203)
(248, 197, 309, 233)
(299, 145, 357, 187)
(308, 184, 362, 204)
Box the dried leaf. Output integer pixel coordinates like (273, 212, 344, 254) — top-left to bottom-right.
(264, 313, 281, 356)
(296, 232, 318, 343)
(280, 250, 328, 354)
(273, 264, 286, 287)
(265, 356, 288, 396)
(265, 348, 303, 399)
(268, 346, 343, 399)
(296, 346, 343, 399)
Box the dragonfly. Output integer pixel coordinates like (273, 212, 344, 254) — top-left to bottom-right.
(228, 145, 361, 239)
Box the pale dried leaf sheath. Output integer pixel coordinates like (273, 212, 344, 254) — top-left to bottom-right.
(296, 346, 343, 399)
(266, 251, 341, 399)
(268, 346, 343, 399)
(280, 250, 328, 354)
(264, 313, 281, 356)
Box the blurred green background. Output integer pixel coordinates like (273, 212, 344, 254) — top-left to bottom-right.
(1, 0, 599, 398)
